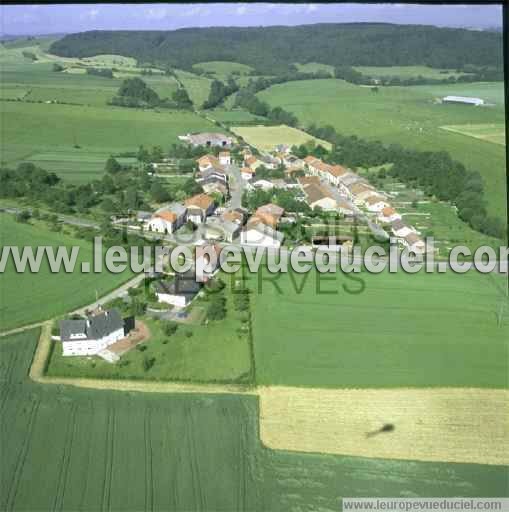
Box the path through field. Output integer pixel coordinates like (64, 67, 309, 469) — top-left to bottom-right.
(30, 326, 508, 466)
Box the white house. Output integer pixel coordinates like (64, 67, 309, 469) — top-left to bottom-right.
(146, 203, 187, 234)
(402, 232, 427, 254)
(303, 183, 337, 211)
(378, 206, 401, 224)
(241, 220, 284, 249)
(241, 167, 256, 181)
(218, 151, 232, 166)
(250, 179, 274, 191)
(184, 193, 216, 224)
(154, 273, 202, 307)
(196, 154, 221, 172)
(364, 195, 390, 212)
(391, 219, 415, 238)
(59, 309, 127, 356)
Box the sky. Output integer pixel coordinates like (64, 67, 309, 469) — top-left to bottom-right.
(0, 3, 503, 36)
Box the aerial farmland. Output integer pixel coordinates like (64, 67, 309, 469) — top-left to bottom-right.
(0, 5, 508, 511)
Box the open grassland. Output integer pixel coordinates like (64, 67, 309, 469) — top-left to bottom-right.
(1, 329, 507, 511)
(259, 387, 509, 465)
(193, 60, 254, 77)
(441, 123, 505, 146)
(247, 266, 509, 389)
(0, 215, 132, 331)
(0, 101, 217, 181)
(295, 62, 335, 74)
(231, 124, 333, 152)
(412, 82, 505, 106)
(354, 66, 471, 80)
(174, 69, 213, 108)
(207, 109, 266, 124)
(47, 272, 253, 384)
(258, 79, 506, 219)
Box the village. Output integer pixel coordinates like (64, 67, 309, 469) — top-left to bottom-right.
(54, 130, 429, 361)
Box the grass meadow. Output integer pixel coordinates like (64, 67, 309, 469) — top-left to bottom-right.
(192, 60, 254, 78)
(0, 101, 218, 181)
(1, 329, 506, 512)
(247, 265, 509, 389)
(258, 79, 506, 219)
(0, 215, 132, 331)
(174, 69, 213, 108)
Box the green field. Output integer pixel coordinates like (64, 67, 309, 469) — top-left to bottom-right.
(0, 215, 132, 331)
(258, 79, 507, 219)
(207, 109, 266, 124)
(231, 124, 333, 151)
(193, 60, 254, 77)
(441, 123, 505, 146)
(355, 66, 470, 80)
(1, 329, 507, 511)
(175, 69, 213, 108)
(0, 101, 218, 181)
(248, 266, 509, 388)
(295, 62, 335, 74)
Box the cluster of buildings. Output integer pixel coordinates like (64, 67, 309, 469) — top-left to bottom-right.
(301, 155, 426, 254)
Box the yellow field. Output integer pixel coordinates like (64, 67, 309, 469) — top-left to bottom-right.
(441, 123, 506, 146)
(259, 387, 509, 465)
(231, 124, 332, 152)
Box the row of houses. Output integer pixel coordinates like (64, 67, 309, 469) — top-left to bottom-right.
(302, 156, 427, 254)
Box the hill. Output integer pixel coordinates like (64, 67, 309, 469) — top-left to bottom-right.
(49, 23, 503, 75)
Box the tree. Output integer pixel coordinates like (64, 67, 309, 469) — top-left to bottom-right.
(162, 321, 178, 336)
(207, 296, 226, 321)
(52, 63, 64, 72)
(15, 210, 31, 223)
(138, 145, 151, 163)
(105, 156, 121, 174)
(143, 355, 156, 371)
(172, 88, 193, 109)
(150, 181, 171, 203)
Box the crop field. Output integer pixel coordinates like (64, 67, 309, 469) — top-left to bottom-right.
(231, 124, 333, 151)
(0, 215, 132, 331)
(441, 123, 506, 146)
(247, 265, 509, 389)
(0, 101, 218, 178)
(354, 65, 470, 79)
(1, 330, 507, 511)
(259, 387, 509, 465)
(259, 79, 506, 219)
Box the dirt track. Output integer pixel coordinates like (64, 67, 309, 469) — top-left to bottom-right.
(29, 325, 509, 465)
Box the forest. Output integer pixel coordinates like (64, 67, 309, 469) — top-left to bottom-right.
(49, 23, 503, 75)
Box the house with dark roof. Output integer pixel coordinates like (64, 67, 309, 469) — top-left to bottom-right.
(146, 203, 187, 234)
(154, 272, 202, 307)
(59, 309, 128, 356)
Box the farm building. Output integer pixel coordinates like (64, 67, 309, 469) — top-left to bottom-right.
(179, 132, 234, 147)
(403, 232, 427, 254)
(301, 182, 337, 211)
(391, 219, 415, 238)
(146, 203, 187, 234)
(442, 96, 484, 106)
(59, 309, 130, 357)
(184, 193, 216, 224)
(154, 273, 202, 307)
(378, 206, 402, 223)
(197, 154, 222, 172)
